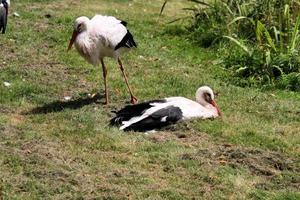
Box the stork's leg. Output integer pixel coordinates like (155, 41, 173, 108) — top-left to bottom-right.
(117, 58, 138, 104)
(101, 59, 109, 104)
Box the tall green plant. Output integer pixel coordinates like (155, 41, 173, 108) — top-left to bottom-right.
(160, 0, 300, 90)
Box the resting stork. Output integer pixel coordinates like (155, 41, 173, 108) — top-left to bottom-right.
(68, 15, 138, 104)
(0, 0, 10, 34)
(110, 86, 221, 132)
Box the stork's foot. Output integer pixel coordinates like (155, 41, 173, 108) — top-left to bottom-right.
(130, 96, 138, 104)
(104, 99, 109, 105)
(104, 93, 109, 105)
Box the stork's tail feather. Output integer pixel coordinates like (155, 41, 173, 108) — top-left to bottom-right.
(114, 30, 137, 50)
(110, 115, 125, 126)
(110, 100, 167, 130)
(120, 20, 127, 27)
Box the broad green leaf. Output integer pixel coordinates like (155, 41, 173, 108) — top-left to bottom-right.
(223, 36, 252, 56)
(290, 15, 300, 52)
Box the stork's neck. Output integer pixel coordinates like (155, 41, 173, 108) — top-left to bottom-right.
(75, 30, 90, 47)
(74, 32, 98, 65)
(201, 104, 218, 118)
(196, 98, 209, 107)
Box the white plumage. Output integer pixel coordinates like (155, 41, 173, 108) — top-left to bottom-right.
(111, 86, 221, 132)
(68, 15, 138, 104)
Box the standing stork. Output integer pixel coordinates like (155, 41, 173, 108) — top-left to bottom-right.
(68, 15, 138, 104)
(0, 0, 10, 34)
(110, 86, 222, 132)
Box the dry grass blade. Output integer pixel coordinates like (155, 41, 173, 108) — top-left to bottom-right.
(167, 16, 191, 24)
(188, 0, 211, 7)
(182, 7, 199, 11)
(160, 0, 168, 16)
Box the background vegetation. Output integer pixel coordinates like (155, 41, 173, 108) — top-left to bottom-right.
(162, 0, 300, 90)
(0, 0, 299, 199)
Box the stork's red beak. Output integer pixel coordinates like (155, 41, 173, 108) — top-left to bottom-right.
(211, 100, 222, 116)
(67, 30, 78, 51)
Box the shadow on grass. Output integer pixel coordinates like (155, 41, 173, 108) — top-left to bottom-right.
(24, 93, 104, 115)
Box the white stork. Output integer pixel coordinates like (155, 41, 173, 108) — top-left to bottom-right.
(110, 86, 222, 132)
(0, 0, 10, 34)
(68, 15, 138, 104)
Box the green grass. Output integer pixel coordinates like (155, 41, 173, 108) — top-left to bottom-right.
(0, 0, 299, 199)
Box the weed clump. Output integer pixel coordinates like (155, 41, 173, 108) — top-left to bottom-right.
(161, 0, 300, 90)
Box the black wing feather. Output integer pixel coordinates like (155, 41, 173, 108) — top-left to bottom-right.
(120, 20, 127, 27)
(110, 99, 166, 126)
(0, 5, 7, 34)
(124, 106, 183, 132)
(114, 30, 137, 50)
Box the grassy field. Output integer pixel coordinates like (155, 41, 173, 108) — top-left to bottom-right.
(0, 0, 299, 199)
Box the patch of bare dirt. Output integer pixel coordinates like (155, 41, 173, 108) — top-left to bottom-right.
(145, 129, 299, 191)
(0, 106, 13, 114)
(0, 112, 26, 140)
(148, 132, 178, 143)
(9, 114, 25, 126)
(0, 124, 24, 140)
(147, 128, 298, 181)
(147, 121, 208, 145)
(198, 144, 298, 176)
(179, 143, 299, 190)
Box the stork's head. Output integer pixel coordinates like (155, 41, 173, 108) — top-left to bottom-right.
(68, 16, 89, 51)
(74, 16, 89, 33)
(196, 86, 221, 116)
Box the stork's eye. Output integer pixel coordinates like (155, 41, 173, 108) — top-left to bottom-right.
(204, 93, 212, 103)
(77, 24, 83, 32)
